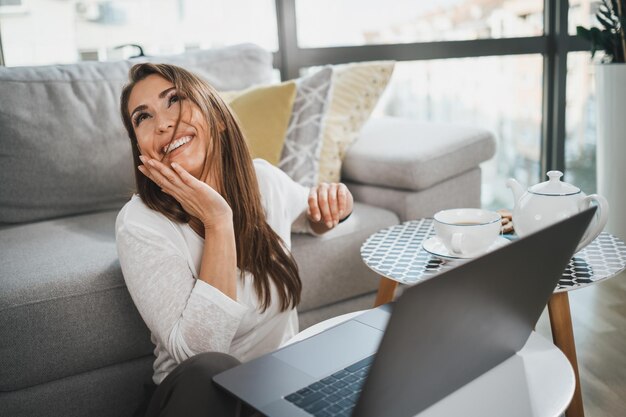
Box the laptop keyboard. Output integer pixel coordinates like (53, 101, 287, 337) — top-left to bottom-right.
(283, 354, 374, 417)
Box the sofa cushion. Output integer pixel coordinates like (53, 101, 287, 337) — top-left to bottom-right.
(0, 210, 154, 392)
(346, 168, 482, 222)
(279, 66, 333, 187)
(318, 61, 395, 184)
(0, 356, 153, 417)
(341, 117, 496, 191)
(0, 43, 273, 224)
(221, 81, 297, 165)
(292, 202, 399, 312)
(145, 44, 274, 92)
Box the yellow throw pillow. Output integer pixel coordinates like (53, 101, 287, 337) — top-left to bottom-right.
(318, 61, 395, 184)
(220, 81, 297, 166)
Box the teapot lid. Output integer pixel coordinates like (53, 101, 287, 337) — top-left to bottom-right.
(529, 171, 580, 196)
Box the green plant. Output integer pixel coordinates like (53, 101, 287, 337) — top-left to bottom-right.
(577, 0, 626, 63)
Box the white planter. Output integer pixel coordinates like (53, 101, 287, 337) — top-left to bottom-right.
(596, 63, 626, 240)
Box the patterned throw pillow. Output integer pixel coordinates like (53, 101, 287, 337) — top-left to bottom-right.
(279, 67, 333, 187)
(317, 61, 395, 184)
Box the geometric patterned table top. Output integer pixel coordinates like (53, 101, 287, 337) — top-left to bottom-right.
(360, 218, 626, 293)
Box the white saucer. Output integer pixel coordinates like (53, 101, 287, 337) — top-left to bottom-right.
(422, 236, 511, 260)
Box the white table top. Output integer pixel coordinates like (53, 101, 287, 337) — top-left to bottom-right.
(286, 311, 574, 417)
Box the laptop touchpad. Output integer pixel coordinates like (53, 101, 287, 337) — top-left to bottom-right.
(273, 321, 383, 378)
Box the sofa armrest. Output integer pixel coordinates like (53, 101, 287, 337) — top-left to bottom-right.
(345, 168, 482, 221)
(341, 117, 496, 191)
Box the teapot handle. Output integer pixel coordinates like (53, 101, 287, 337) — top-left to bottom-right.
(576, 194, 610, 252)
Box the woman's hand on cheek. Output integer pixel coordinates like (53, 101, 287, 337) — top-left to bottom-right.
(137, 155, 232, 230)
(307, 183, 353, 229)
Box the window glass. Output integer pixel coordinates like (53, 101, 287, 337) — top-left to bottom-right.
(0, 0, 278, 66)
(569, 0, 599, 36)
(368, 55, 543, 210)
(296, 0, 543, 48)
(0, 0, 24, 8)
(565, 51, 596, 194)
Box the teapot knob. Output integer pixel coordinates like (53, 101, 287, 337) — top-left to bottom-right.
(547, 170, 563, 182)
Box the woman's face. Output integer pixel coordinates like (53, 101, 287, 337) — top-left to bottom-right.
(127, 74, 211, 181)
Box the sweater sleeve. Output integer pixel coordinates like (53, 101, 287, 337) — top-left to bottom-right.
(115, 222, 249, 364)
(284, 180, 317, 235)
(284, 179, 323, 236)
(254, 159, 321, 236)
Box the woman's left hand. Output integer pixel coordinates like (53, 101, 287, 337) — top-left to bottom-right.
(307, 182, 354, 230)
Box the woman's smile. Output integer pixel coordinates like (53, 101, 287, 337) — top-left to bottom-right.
(164, 134, 195, 157)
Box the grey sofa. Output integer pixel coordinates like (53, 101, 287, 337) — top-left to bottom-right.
(0, 44, 495, 417)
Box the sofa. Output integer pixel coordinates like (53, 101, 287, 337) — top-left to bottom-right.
(0, 43, 495, 417)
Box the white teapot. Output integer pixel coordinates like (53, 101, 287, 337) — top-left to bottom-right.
(506, 171, 609, 252)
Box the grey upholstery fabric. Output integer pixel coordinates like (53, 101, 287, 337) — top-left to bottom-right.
(0, 43, 273, 224)
(345, 168, 482, 222)
(292, 202, 399, 312)
(140, 44, 275, 92)
(0, 355, 153, 417)
(342, 117, 496, 191)
(0, 210, 153, 391)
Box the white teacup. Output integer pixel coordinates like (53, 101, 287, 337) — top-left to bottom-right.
(433, 208, 502, 257)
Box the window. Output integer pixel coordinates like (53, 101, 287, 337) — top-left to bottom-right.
(372, 55, 543, 209)
(0, 0, 278, 67)
(565, 51, 597, 194)
(568, 0, 599, 35)
(0, 0, 25, 12)
(296, 0, 543, 48)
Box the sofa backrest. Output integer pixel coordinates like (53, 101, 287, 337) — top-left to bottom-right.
(0, 43, 273, 224)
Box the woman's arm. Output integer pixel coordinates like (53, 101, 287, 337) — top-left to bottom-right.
(116, 222, 248, 364)
(254, 160, 354, 236)
(197, 217, 237, 300)
(139, 157, 238, 301)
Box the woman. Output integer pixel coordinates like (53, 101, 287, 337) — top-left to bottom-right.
(115, 63, 353, 417)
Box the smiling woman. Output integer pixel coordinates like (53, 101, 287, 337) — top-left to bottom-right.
(116, 62, 354, 417)
(123, 68, 218, 187)
(131, 81, 202, 162)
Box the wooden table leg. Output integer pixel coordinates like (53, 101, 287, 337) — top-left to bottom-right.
(374, 277, 398, 307)
(548, 292, 584, 417)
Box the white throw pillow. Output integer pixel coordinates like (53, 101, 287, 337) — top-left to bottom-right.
(318, 61, 395, 184)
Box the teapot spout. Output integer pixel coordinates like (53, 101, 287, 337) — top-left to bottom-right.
(506, 178, 524, 206)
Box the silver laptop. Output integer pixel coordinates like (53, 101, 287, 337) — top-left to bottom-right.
(214, 207, 596, 417)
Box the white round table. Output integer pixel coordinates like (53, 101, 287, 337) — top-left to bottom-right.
(285, 311, 575, 417)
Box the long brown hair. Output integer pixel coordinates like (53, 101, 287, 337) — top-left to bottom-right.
(120, 63, 301, 312)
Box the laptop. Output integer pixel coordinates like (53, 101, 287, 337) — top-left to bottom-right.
(214, 207, 597, 417)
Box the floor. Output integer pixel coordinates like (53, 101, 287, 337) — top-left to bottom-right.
(535, 269, 626, 417)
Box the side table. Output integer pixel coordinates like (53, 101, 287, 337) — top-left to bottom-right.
(361, 219, 626, 417)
